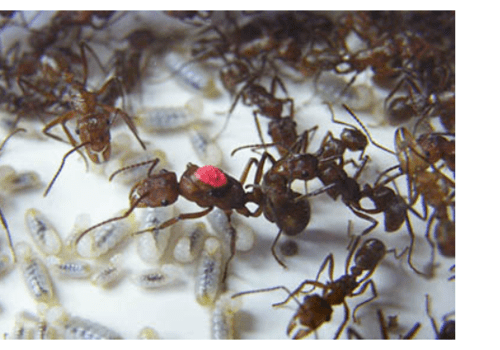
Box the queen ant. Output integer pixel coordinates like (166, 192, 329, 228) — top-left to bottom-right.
(232, 234, 392, 339)
(73, 158, 261, 280)
(42, 41, 147, 196)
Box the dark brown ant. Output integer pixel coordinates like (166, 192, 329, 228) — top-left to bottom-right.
(232, 131, 326, 267)
(42, 42, 147, 196)
(74, 158, 261, 280)
(225, 76, 296, 156)
(347, 308, 421, 339)
(425, 294, 455, 339)
(232, 235, 389, 339)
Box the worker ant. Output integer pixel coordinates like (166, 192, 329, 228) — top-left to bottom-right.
(42, 41, 147, 196)
(232, 234, 391, 339)
(73, 158, 260, 280)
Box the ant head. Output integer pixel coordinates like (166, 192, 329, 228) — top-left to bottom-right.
(194, 165, 228, 188)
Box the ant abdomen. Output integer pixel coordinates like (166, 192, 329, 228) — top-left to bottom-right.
(353, 238, 386, 272)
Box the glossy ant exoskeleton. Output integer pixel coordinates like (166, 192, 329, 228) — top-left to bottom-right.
(232, 235, 389, 339)
(42, 42, 147, 196)
(74, 158, 260, 280)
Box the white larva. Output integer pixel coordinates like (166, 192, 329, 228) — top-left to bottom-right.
(138, 327, 160, 339)
(206, 208, 256, 254)
(91, 254, 123, 288)
(6, 311, 58, 339)
(136, 207, 173, 264)
(17, 243, 56, 304)
(194, 237, 223, 306)
(64, 316, 122, 339)
(211, 294, 242, 339)
(75, 211, 133, 259)
(163, 52, 220, 98)
(135, 97, 204, 133)
(173, 222, 209, 264)
(46, 256, 93, 279)
(130, 265, 181, 289)
(188, 126, 223, 167)
(25, 208, 62, 256)
(0, 165, 43, 193)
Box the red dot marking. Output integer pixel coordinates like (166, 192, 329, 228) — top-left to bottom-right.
(195, 165, 227, 187)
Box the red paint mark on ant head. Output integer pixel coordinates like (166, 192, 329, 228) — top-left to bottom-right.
(195, 165, 227, 187)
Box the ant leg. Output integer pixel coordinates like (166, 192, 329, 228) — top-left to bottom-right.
(425, 294, 440, 338)
(270, 229, 287, 268)
(292, 328, 315, 340)
(273, 280, 327, 307)
(334, 301, 350, 339)
(349, 206, 378, 236)
(351, 279, 377, 322)
(101, 105, 146, 150)
(74, 191, 149, 247)
(232, 285, 302, 305)
(301, 253, 334, 294)
(347, 327, 364, 339)
(342, 104, 395, 155)
(252, 110, 267, 150)
(44, 141, 92, 197)
(0, 127, 26, 152)
(0, 208, 15, 263)
(402, 322, 421, 339)
(42, 110, 78, 144)
(376, 309, 389, 339)
(143, 207, 214, 232)
(109, 158, 159, 181)
(404, 213, 430, 277)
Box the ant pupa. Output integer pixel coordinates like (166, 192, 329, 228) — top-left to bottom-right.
(6, 311, 58, 339)
(135, 97, 204, 133)
(130, 264, 182, 290)
(0, 165, 42, 193)
(188, 125, 223, 167)
(136, 206, 173, 264)
(160, 51, 220, 98)
(172, 221, 209, 264)
(138, 327, 160, 339)
(91, 254, 124, 288)
(211, 293, 242, 339)
(195, 236, 224, 306)
(72, 210, 134, 259)
(16, 243, 57, 305)
(25, 208, 63, 256)
(206, 207, 256, 255)
(45, 256, 93, 279)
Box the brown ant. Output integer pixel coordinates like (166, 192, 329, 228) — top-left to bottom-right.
(425, 294, 455, 339)
(347, 308, 421, 339)
(42, 42, 147, 196)
(73, 158, 261, 280)
(232, 235, 390, 339)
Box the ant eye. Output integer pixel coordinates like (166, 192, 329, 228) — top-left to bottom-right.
(302, 171, 309, 178)
(161, 200, 169, 206)
(75, 128, 80, 135)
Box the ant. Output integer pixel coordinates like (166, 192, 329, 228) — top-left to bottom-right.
(225, 75, 296, 156)
(232, 234, 390, 339)
(425, 294, 455, 339)
(73, 158, 261, 280)
(232, 130, 329, 267)
(42, 41, 147, 196)
(347, 308, 421, 339)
